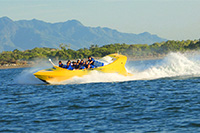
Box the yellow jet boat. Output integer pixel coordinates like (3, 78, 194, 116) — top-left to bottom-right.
(34, 54, 132, 84)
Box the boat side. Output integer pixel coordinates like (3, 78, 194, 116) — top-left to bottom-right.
(34, 66, 89, 83)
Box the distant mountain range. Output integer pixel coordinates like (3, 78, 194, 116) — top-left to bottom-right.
(0, 16, 167, 52)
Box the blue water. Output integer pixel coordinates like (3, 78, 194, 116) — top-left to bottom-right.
(1, 53, 200, 132)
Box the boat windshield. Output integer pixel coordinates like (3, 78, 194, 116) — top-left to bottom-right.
(97, 56, 116, 65)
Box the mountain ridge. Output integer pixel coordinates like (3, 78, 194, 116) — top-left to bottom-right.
(0, 17, 167, 52)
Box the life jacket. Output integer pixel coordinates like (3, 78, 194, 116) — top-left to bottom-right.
(68, 66, 74, 70)
(79, 63, 84, 66)
(59, 63, 63, 67)
(75, 65, 80, 69)
(62, 65, 67, 68)
(64, 65, 73, 70)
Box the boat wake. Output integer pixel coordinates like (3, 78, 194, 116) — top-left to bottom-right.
(128, 52, 200, 80)
(15, 52, 200, 84)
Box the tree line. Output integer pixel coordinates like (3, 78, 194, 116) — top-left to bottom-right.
(0, 39, 200, 65)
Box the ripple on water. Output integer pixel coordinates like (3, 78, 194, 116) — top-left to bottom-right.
(1, 68, 200, 132)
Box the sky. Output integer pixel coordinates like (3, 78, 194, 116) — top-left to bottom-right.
(0, 0, 200, 40)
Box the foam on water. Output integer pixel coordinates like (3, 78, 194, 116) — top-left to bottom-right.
(15, 52, 200, 84)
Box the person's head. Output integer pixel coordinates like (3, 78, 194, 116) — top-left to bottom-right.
(59, 61, 62, 64)
(80, 60, 84, 63)
(77, 60, 80, 63)
(67, 62, 70, 66)
(68, 60, 71, 63)
(73, 62, 76, 65)
(88, 56, 91, 60)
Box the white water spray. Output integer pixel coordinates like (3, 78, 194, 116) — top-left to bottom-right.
(133, 52, 200, 80)
(14, 59, 53, 84)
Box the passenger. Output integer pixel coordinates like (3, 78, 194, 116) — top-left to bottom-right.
(65, 62, 73, 70)
(71, 62, 78, 70)
(77, 60, 80, 65)
(84, 61, 91, 69)
(84, 61, 88, 68)
(58, 61, 63, 67)
(79, 60, 84, 66)
(68, 60, 71, 66)
(88, 56, 95, 65)
(62, 60, 70, 68)
(72, 61, 76, 68)
(75, 65, 80, 70)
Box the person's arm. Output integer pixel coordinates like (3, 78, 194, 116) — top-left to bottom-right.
(89, 58, 95, 64)
(89, 61, 92, 65)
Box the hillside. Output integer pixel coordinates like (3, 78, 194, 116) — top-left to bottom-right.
(0, 16, 167, 52)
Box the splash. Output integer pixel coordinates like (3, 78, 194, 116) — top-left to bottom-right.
(15, 52, 200, 84)
(131, 52, 200, 80)
(14, 59, 53, 84)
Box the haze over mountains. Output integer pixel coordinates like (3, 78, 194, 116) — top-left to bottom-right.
(0, 16, 167, 52)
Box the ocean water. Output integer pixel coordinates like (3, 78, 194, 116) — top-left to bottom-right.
(1, 52, 200, 132)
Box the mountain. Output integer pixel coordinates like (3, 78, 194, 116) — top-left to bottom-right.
(0, 16, 167, 52)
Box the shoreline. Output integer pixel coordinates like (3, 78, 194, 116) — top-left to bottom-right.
(0, 56, 166, 70)
(0, 65, 32, 70)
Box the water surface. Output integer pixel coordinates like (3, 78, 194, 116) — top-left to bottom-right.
(1, 53, 200, 132)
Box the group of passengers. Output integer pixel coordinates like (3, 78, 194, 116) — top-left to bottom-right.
(58, 56, 95, 70)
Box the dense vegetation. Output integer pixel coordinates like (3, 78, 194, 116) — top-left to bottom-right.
(0, 39, 200, 65)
